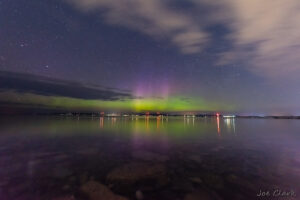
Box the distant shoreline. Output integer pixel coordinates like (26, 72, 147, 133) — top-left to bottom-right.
(0, 113, 299, 119)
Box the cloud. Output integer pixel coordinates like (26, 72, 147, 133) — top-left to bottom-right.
(64, 0, 208, 54)
(195, 0, 300, 78)
(0, 71, 133, 100)
(65, 0, 300, 78)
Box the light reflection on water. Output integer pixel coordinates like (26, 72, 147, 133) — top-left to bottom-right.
(0, 116, 299, 200)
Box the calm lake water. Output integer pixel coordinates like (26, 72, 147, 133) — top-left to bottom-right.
(0, 116, 299, 200)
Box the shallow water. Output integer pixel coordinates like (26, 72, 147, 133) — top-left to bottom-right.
(0, 116, 299, 200)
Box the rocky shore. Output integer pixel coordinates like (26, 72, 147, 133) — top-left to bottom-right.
(0, 144, 299, 200)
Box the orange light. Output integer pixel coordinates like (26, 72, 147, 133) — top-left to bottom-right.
(216, 114, 220, 135)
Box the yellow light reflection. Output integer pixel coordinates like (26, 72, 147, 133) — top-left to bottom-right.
(145, 115, 149, 131)
(111, 117, 117, 126)
(156, 115, 161, 130)
(224, 118, 236, 133)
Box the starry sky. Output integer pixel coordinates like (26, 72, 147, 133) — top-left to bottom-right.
(0, 0, 300, 115)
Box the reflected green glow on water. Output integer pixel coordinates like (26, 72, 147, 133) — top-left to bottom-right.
(1, 116, 236, 138)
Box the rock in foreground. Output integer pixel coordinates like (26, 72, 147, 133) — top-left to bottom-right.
(107, 162, 168, 191)
(81, 181, 128, 200)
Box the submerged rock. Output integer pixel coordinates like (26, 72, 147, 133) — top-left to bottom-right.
(68, 176, 76, 183)
(8, 182, 31, 196)
(0, 180, 8, 187)
(132, 151, 169, 162)
(188, 155, 203, 164)
(135, 190, 144, 200)
(79, 172, 89, 184)
(184, 188, 223, 200)
(81, 181, 128, 200)
(62, 184, 71, 190)
(184, 190, 212, 200)
(76, 148, 99, 156)
(189, 177, 203, 184)
(107, 162, 168, 191)
(202, 174, 224, 189)
(171, 179, 195, 192)
(52, 195, 75, 200)
(226, 174, 256, 192)
(52, 166, 72, 179)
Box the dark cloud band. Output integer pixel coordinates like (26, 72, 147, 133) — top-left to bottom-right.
(0, 71, 133, 101)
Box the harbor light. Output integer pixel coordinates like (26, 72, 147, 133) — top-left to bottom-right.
(223, 115, 236, 118)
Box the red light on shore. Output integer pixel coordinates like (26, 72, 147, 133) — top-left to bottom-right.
(216, 113, 220, 117)
(100, 112, 105, 115)
(146, 112, 150, 116)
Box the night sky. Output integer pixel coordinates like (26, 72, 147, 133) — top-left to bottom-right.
(1, 0, 300, 115)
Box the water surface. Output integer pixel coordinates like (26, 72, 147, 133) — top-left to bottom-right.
(0, 116, 299, 200)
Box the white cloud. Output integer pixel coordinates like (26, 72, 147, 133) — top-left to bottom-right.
(195, 0, 300, 78)
(65, 0, 208, 54)
(66, 0, 300, 78)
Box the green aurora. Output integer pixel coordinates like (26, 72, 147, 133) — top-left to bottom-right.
(0, 91, 235, 113)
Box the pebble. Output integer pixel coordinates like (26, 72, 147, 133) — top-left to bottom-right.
(135, 190, 144, 200)
(189, 177, 203, 184)
(81, 181, 128, 200)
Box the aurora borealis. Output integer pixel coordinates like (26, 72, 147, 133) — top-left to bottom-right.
(0, 71, 232, 113)
(1, 0, 300, 114)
